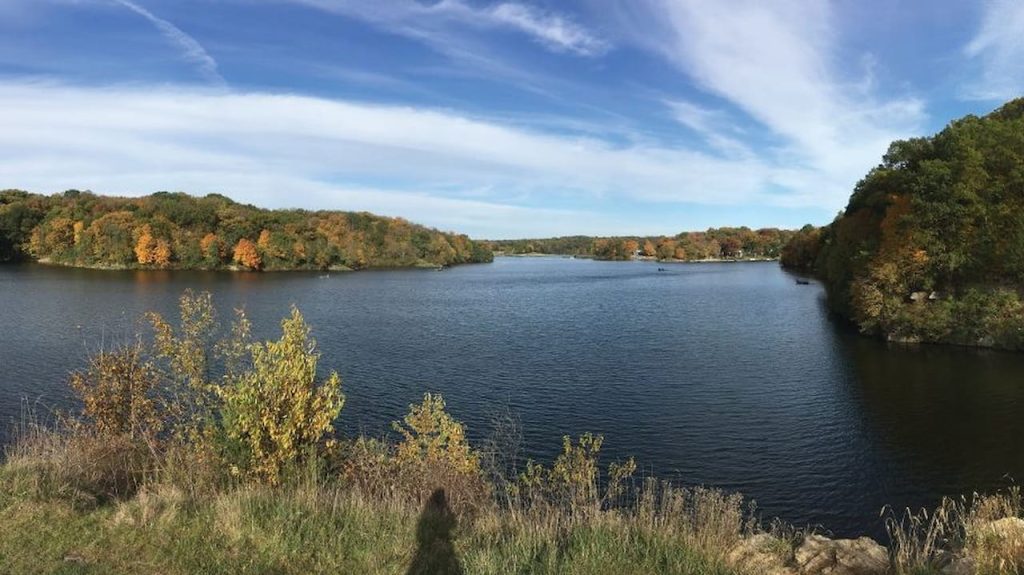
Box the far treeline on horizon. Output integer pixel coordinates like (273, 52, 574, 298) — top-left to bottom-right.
(0, 189, 804, 271)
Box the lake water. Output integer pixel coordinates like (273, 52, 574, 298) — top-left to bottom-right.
(2, 257, 1024, 537)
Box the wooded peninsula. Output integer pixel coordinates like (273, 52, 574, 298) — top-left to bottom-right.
(781, 98, 1024, 351)
(0, 190, 493, 271)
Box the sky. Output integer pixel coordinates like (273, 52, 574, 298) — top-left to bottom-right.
(0, 0, 1021, 239)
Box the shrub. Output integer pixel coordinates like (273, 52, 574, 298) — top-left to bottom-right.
(69, 343, 162, 441)
(146, 289, 219, 440)
(394, 393, 480, 475)
(518, 433, 636, 515)
(219, 306, 344, 484)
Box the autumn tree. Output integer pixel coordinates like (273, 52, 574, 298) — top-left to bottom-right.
(233, 238, 262, 270)
(655, 238, 676, 260)
(153, 239, 172, 268)
(257, 229, 272, 252)
(135, 225, 157, 265)
(200, 232, 221, 266)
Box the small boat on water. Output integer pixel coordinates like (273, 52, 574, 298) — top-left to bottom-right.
(657, 267, 667, 272)
(795, 279, 810, 285)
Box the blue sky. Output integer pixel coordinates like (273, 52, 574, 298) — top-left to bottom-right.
(0, 0, 1021, 238)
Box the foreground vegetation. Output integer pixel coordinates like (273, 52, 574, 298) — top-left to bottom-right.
(781, 98, 1024, 350)
(3, 292, 1024, 573)
(0, 190, 492, 271)
(487, 227, 797, 262)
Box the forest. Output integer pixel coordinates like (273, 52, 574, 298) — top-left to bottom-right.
(488, 227, 797, 261)
(0, 190, 493, 271)
(781, 98, 1024, 349)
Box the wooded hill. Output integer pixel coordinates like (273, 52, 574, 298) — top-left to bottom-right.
(488, 227, 798, 261)
(0, 190, 493, 270)
(781, 98, 1024, 349)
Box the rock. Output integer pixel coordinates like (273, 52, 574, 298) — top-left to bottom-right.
(726, 533, 797, 575)
(794, 534, 889, 575)
(977, 516, 1024, 543)
(940, 556, 976, 575)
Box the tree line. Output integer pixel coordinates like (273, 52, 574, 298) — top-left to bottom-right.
(0, 190, 493, 270)
(488, 227, 798, 261)
(781, 98, 1024, 349)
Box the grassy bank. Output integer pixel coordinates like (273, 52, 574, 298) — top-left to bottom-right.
(0, 478, 740, 575)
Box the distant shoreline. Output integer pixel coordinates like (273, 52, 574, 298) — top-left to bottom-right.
(496, 252, 779, 264)
(26, 257, 482, 273)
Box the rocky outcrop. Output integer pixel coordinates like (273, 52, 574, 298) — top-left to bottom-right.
(728, 533, 889, 575)
(726, 533, 796, 575)
(793, 535, 889, 575)
(728, 518, 1024, 574)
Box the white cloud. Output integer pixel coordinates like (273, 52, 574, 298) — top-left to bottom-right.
(963, 0, 1024, 100)
(0, 81, 844, 236)
(617, 0, 925, 207)
(111, 0, 224, 85)
(291, 0, 608, 57)
(486, 3, 609, 56)
(664, 100, 751, 158)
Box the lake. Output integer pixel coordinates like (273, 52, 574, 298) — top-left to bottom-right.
(2, 257, 1024, 538)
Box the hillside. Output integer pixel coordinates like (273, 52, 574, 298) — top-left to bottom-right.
(0, 190, 492, 271)
(781, 98, 1024, 349)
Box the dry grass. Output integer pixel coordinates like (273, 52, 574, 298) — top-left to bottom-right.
(885, 487, 1024, 574)
(2, 420, 154, 506)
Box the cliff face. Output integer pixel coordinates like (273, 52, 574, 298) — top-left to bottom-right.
(783, 99, 1024, 350)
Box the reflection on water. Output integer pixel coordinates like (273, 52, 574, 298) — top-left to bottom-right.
(2, 258, 1024, 537)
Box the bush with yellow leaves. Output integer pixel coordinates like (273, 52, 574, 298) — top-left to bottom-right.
(518, 432, 636, 514)
(69, 343, 163, 442)
(219, 306, 345, 484)
(393, 393, 479, 474)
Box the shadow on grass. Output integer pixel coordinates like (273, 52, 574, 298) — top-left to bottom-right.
(407, 488, 463, 575)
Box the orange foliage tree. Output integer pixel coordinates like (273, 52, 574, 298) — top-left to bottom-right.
(200, 233, 220, 263)
(153, 239, 172, 268)
(135, 225, 156, 265)
(233, 238, 262, 270)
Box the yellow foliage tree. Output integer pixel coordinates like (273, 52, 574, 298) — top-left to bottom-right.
(219, 307, 344, 483)
(394, 393, 479, 474)
(233, 238, 262, 270)
(200, 233, 220, 262)
(642, 240, 656, 257)
(135, 225, 156, 265)
(257, 229, 272, 251)
(153, 239, 172, 268)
